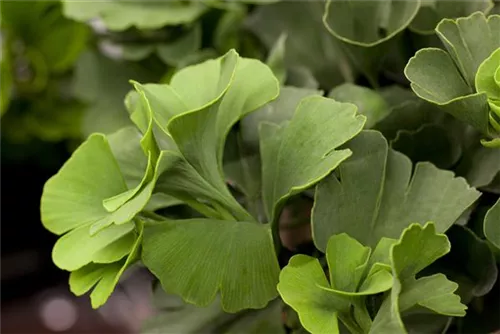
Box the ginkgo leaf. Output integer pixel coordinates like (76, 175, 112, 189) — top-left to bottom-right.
(437, 12, 500, 88)
(409, 0, 493, 35)
(313, 130, 480, 250)
(405, 13, 500, 143)
(69, 222, 143, 309)
(41, 134, 128, 235)
(142, 219, 280, 313)
(136, 50, 279, 221)
(247, 1, 352, 88)
(328, 83, 390, 128)
(370, 223, 466, 334)
(484, 198, 500, 249)
(278, 234, 393, 334)
(52, 222, 135, 271)
(260, 96, 365, 229)
(323, 0, 420, 85)
(241, 86, 322, 150)
(41, 130, 158, 237)
(277, 255, 350, 334)
(62, 1, 208, 31)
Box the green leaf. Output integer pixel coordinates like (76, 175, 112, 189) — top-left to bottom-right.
(62, 1, 208, 31)
(41, 134, 128, 235)
(278, 255, 349, 334)
(144, 294, 285, 334)
(73, 51, 158, 136)
(476, 47, 500, 101)
(247, 1, 352, 88)
(241, 86, 322, 150)
(41, 131, 159, 237)
(328, 83, 390, 128)
(278, 234, 392, 334)
(405, 13, 500, 139)
(138, 50, 279, 221)
(409, 0, 494, 35)
(266, 33, 287, 85)
(53, 222, 135, 271)
(429, 225, 498, 303)
(485, 198, 500, 249)
(455, 129, 500, 188)
(370, 223, 466, 334)
(313, 130, 481, 250)
(69, 222, 143, 309)
(323, 0, 420, 85)
(437, 12, 500, 88)
(156, 24, 204, 67)
(261, 96, 365, 227)
(142, 219, 280, 313)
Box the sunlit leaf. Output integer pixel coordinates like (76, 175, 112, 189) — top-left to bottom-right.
(142, 219, 280, 313)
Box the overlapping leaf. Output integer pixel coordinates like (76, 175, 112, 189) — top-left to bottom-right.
(323, 0, 420, 85)
(328, 83, 390, 128)
(260, 96, 365, 230)
(409, 0, 493, 34)
(63, 0, 208, 31)
(135, 49, 278, 221)
(69, 222, 143, 308)
(313, 131, 480, 250)
(405, 12, 500, 146)
(370, 223, 466, 333)
(247, 1, 352, 88)
(484, 198, 500, 249)
(278, 234, 393, 334)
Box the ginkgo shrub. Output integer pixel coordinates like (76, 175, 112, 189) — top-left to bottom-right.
(37, 1, 500, 334)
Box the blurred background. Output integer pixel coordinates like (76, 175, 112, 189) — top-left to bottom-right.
(0, 0, 267, 332)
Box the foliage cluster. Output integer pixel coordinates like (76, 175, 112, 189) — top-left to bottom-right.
(3, 0, 499, 333)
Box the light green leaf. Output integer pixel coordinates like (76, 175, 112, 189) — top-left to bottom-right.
(241, 86, 322, 150)
(409, 0, 494, 35)
(141, 50, 279, 221)
(437, 12, 500, 88)
(323, 0, 420, 85)
(326, 234, 371, 293)
(261, 96, 365, 228)
(278, 234, 393, 334)
(142, 219, 280, 313)
(405, 13, 500, 140)
(370, 223, 466, 334)
(313, 131, 481, 250)
(52, 222, 135, 271)
(41, 131, 158, 236)
(69, 222, 143, 309)
(476, 47, 500, 101)
(277, 255, 349, 334)
(247, 1, 352, 88)
(41, 134, 128, 235)
(328, 83, 390, 128)
(62, 1, 208, 31)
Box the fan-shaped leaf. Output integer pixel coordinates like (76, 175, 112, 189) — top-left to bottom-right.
(313, 131, 480, 250)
